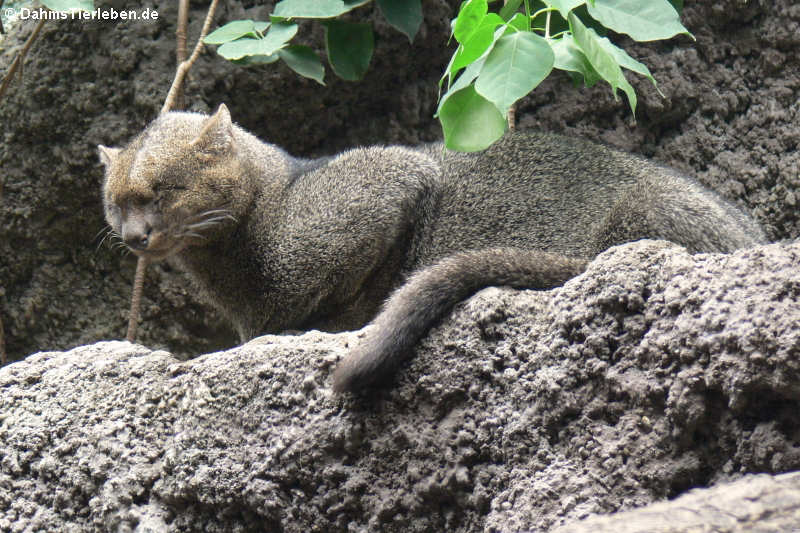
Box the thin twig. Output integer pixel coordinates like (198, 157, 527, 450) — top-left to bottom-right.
(174, 0, 190, 110)
(0, 18, 45, 101)
(0, 308, 6, 365)
(161, 0, 220, 115)
(0, 162, 3, 362)
(503, 0, 516, 131)
(126, 256, 150, 342)
(0, 123, 4, 363)
(0, 311, 6, 366)
(127, 0, 220, 342)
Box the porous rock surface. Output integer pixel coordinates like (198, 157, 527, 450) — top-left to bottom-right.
(1, 240, 799, 532)
(554, 471, 800, 533)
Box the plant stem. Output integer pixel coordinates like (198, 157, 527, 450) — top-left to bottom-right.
(530, 7, 556, 23)
(0, 312, 6, 366)
(126, 256, 149, 342)
(505, 1, 518, 131)
(161, 0, 220, 115)
(507, 105, 516, 131)
(0, 18, 45, 101)
(523, 0, 531, 31)
(126, 0, 220, 343)
(545, 10, 551, 39)
(174, 0, 190, 110)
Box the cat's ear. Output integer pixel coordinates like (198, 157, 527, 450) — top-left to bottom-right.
(190, 103, 233, 155)
(98, 145, 121, 167)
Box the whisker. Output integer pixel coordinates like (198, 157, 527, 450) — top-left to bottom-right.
(173, 209, 237, 242)
(204, 213, 236, 222)
(93, 225, 112, 242)
(93, 226, 116, 255)
(184, 209, 236, 223)
(183, 216, 233, 231)
(184, 219, 220, 230)
(95, 231, 112, 253)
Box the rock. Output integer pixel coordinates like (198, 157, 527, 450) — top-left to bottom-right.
(1, 240, 798, 531)
(555, 472, 800, 533)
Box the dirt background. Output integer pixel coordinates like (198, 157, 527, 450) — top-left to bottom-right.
(0, 0, 798, 362)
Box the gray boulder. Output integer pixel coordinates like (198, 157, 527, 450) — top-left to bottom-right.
(555, 471, 800, 533)
(1, 240, 799, 531)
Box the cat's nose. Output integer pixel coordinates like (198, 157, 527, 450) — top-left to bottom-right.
(122, 221, 152, 250)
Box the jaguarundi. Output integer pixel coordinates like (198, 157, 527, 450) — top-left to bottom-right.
(98, 104, 766, 392)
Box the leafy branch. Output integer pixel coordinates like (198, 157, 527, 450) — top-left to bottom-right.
(161, 0, 220, 115)
(437, 0, 692, 150)
(206, 0, 692, 152)
(201, 0, 422, 85)
(174, 0, 190, 110)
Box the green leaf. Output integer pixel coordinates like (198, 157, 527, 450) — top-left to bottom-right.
(440, 49, 458, 90)
(569, 11, 636, 114)
(453, 0, 488, 43)
(262, 21, 299, 50)
(437, 55, 487, 117)
(595, 36, 663, 96)
(215, 23, 297, 60)
(376, 0, 423, 42)
(475, 32, 554, 113)
(499, 0, 523, 21)
(450, 13, 504, 75)
(545, 0, 586, 19)
(217, 39, 273, 60)
(325, 21, 374, 81)
(205, 20, 262, 45)
(439, 85, 507, 152)
(550, 34, 600, 86)
(538, 5, 602, 36)
(231, 54, 280, 66)
(505, 12, 529, 32)
(668, 0, 683, 14)
(254, 21, 270, 33)
(279, 45, 326, 85)
(586, 0, 692, 41)
(273, 0, 370, 19)
(41, 0, 92, 12)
